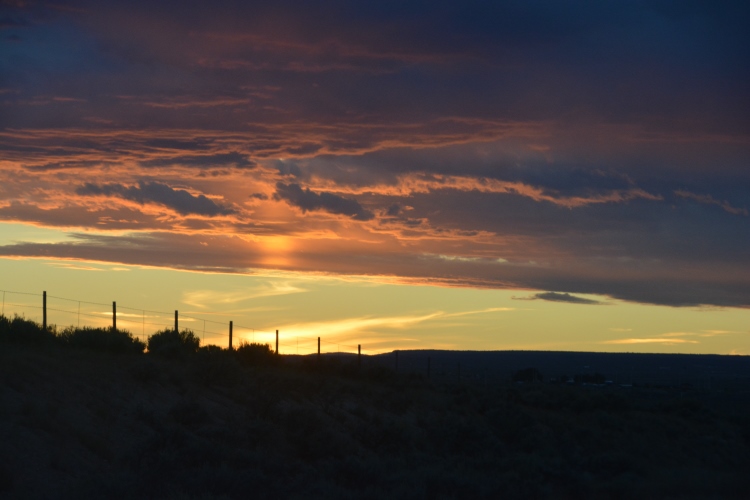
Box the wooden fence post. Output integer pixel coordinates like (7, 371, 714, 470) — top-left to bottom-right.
(112, 301, 116, 331)
(42, 291, 47, 331)
(174, 310, 178, 333)
(395, 350, 398, 371)
(229, 321, 233, 350)
(317, 337, 320, 360)
(275, 329, 279, 355)
(358, 344, 361, 368)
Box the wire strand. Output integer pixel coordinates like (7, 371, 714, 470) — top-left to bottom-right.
(0, 289, 42, 297)
(0, 289, 425, 352)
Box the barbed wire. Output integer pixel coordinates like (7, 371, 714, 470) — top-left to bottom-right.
(47, 294, 110, 308)
(0, 289, 40, 297)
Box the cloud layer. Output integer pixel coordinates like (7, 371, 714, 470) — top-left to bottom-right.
(519, 292, 603, 306)
(0, 0, 749, 308)
(76, 181, 234, 216)
(274, 183, 374, 221)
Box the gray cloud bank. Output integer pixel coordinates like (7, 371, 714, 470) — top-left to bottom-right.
(0, 234, 748, 308)
(516, 292, 603, 305)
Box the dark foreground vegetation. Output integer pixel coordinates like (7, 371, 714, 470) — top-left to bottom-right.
(1, 315, 749, 499)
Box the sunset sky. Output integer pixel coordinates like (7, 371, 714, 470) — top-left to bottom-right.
(1, 0, 748, 354)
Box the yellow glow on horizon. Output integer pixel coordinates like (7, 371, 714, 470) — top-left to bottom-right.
(0, 256, 748, 356)
(274, 307, 521, 354)
(278, 313, 441, 338)
(602, 338, 700, 345)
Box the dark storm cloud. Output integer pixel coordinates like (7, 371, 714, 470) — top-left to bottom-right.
(274, 183, 374, 221)
(76, 181, 234, 216)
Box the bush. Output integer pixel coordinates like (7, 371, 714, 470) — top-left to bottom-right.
(147, 328, 200, 356)
(235, 341, 277, 365)
(59, 326, 145, 354)
(193, 345, 242, 386)
(0, 314, 57, 345)
(130, 359, 160, 384)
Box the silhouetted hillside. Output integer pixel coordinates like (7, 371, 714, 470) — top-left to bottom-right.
(1, 316, 749, 499)
(368, 349, 750, 388)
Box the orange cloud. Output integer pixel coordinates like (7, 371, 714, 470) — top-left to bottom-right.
(309, 172, 662, 208)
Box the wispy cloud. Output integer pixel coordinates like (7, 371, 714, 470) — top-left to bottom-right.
(602, 338, 699, 345)
(278, 307, 514, 340)
(182, 282, 307, 309)
(49, 263, 105, 271)
(47, 262, 132, 272)
(278, 313, 441, 339)
(442, 307, 515, 318)
(675, 190, 748, 216)
(700, 329, 740, 336)
(602, 328, 743, 346)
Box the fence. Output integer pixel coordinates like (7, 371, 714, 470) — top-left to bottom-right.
(0, 288, 402, 361)
(6, 288, 632, 385)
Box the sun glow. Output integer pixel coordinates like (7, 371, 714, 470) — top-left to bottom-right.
(260, 235, 295, 267)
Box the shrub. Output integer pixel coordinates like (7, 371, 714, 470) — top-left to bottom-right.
(235, 341, 277, 365)
(200, 344, 224, 355)
(0, 314, 57, 345)
(59, 326, 145, 354)
(193, 345, 242, 386)
(147, 328, 200, 356)
(130, 359, 160, 384)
